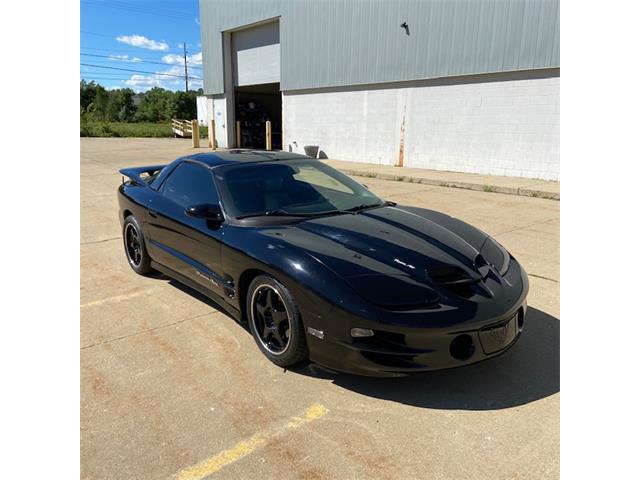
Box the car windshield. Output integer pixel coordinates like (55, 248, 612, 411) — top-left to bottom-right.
(214, 159, 383, 219)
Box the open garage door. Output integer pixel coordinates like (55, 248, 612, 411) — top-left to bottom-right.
(231, 21, 281, 149)
(232, 21, 280, 87)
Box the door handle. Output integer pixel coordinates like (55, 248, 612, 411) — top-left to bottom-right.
(149, 210, 158, 218)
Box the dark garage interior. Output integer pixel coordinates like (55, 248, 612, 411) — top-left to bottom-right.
(234, 82, 282, 150)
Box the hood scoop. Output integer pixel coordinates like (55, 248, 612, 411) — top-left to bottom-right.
(428, 257, 494, 300)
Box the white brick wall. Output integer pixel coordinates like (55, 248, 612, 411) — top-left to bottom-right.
(283, 74, 559, 181)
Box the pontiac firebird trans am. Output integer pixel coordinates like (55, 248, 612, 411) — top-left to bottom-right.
(118, 150, 528, 376)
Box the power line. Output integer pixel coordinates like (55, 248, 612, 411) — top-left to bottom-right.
(80, 30, 118, 38)
(80, 63, 202, 79)
(81, 0, 194, 21)
(80, 47, 202, 70)
(80, 45, 156, 54)
(81, 52, 202, 69)
(104, 0, 194, 17)
(80, 51, 203, 69)
(87, 0, 194, 18)
(80, 62, 202, 79)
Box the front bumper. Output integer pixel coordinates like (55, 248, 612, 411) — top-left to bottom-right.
(304, 259, 529, 377)
(309, 302, 526, 377)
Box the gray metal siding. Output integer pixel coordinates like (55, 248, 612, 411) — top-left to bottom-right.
(199, 0, 560, 94)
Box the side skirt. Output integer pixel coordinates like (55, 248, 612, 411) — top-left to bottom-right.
(151, 260, 242, 322)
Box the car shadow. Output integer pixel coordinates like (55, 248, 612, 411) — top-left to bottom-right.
(158, 274, 559, 411)
(294, 306, 559, 410)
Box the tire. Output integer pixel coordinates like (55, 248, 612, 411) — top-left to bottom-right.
(246, 274, 309, 367)
(122, 215, 153, 275)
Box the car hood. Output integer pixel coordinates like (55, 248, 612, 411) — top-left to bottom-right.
(269, 206, 492, 307)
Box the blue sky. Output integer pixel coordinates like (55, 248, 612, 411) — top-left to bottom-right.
(80, 0, 203, 92)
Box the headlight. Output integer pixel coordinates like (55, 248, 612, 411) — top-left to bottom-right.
(480, 237, 510, 275)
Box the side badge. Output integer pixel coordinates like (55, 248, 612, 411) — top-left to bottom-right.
(196, 270, 219, 287)
(307, 327, 324, 340)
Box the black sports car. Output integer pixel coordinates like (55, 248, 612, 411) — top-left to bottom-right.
(118, 150, 528, 376)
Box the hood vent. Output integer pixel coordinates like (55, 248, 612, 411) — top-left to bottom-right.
(429, 265, 476, 286)
(428, 265, 480, 299)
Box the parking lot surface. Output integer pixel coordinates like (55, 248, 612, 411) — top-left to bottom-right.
(81, 138, 559, 479)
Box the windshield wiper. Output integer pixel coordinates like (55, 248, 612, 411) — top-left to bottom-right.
(341, 200, 396, 214)
(237, 201, 397, 219)
(237, 209, 326, 219)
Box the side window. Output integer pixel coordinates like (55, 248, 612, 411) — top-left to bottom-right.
(162, 162, 219, 208)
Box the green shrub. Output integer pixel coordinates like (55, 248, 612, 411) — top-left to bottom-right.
(80, 122, 208, 138)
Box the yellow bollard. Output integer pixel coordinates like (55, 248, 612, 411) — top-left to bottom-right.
(265, 120, 272, 151)
(208, 119, 216, 150)
(192, 120, 200, 148)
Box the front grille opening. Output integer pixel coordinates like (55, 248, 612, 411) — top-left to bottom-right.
(361, 351, 417, 368)
(353, 330, 408, 350)
(373, 330, 407, 347)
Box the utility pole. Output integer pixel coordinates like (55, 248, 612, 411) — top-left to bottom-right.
(183, 42, 189, 92)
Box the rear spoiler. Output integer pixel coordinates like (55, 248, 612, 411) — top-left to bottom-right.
(119, 165, 166, 187)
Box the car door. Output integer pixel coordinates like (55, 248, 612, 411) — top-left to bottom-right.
(145, 161, 227, 298)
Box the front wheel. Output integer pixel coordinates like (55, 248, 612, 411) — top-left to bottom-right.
(246, 275, 309, 367)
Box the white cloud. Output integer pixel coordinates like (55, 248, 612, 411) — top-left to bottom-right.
(124, 74, 165, 91)
(123, 65, 203, 92)
(161, 51, 202, 66)
(116, 34, 169, 51)
(108, 55, 142, 63)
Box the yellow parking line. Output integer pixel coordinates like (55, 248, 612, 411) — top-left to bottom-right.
(176, 403, 329, 480)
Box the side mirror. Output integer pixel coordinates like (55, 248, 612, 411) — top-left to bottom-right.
(185, 203, 224, 223)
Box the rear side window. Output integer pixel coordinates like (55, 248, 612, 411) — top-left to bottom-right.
(162, 162, 219, 208)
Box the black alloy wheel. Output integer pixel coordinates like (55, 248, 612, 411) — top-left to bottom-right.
(122, 215, 152, 275)
(247, 275, 309, 367)
(251, 284, 291, 354)
(125, 223, 142, 267)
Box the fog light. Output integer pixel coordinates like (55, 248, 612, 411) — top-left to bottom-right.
(351, 328, 374, 338)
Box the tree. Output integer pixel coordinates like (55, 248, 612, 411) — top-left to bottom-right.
(85, 84, 110, 121)
(167, 90, 198, 120)
(80, 80, 100, 114)
(135, 87, 173, 122)
(80, 81, 200, 123)
(109, 88, 136, 122)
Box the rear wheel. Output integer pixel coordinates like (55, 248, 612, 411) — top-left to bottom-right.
(123, 215, 152, 275)
(246, 275, 308, 367)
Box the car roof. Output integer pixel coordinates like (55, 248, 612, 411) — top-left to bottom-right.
(179, 150, 311, 169)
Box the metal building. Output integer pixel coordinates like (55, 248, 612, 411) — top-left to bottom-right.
(199, 0, 560, 180)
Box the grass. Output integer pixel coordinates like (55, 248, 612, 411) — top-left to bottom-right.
(80, 121, 208, 138)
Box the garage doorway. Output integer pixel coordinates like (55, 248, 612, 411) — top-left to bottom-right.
(230, 20, 281, 150)
(234, 83, 282, 150)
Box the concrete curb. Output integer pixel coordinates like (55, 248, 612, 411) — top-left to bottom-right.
(338, 169, 560, 201)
